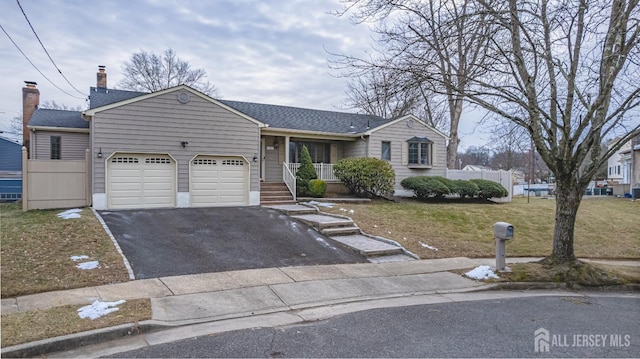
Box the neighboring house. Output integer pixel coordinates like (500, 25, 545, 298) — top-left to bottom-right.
(462, 165, 492, 171)
(0, 136, 22, 201)
(606, 137, 629, 183)
(23, 67, 447, 210)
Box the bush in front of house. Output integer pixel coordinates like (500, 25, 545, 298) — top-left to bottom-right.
(308, 179, 327, 198)
(470, 179, 508, 199)
(333, 157, 395, 198)
(450, 179, 480, 198)
(400, 176, 450, 199)
(296, 145, 317, 196)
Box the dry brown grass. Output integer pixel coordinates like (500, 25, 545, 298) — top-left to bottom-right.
(497, 261, 640, 285)
(0, 298, 151, 348)
(322, 196, 640, 259)
(0, 203, 130, 298)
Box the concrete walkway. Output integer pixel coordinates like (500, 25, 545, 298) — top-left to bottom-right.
(267, 204, 417, 261)
(2, 257, 639, 358)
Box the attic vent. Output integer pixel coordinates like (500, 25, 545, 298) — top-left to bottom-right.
(111, 157, 139, 163)
(222, 159, 244, 166)
(193, 159, 217, 165)
(177, 91, 190, 104)
(145, 157, 171, 164)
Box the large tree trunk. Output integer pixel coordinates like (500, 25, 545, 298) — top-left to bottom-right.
(446, 97, 463, 169)
(550, 180, 583, 262)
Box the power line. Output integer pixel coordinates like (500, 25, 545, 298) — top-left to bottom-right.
(16, 0, 86, 97)
(0, 23, 86, 100)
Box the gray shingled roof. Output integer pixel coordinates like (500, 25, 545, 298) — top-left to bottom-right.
(28, 109, 87, 129)
(85, 87, 394, 134)
(219, 100, 391, 134)
(89, 87, 146, 109)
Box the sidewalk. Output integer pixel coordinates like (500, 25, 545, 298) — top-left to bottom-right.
(2, 257, 638, 358)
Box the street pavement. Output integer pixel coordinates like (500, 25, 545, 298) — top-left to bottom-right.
(108, 295, 640, 358)
(3, 257, 638, 358)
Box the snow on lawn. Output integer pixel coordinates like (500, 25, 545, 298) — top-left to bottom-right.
(70, 255, 89, 261)
(308, 201, 334, 208)
(465, 265, 499, 280)
(76, 261, 100, 270)
(78, 300, 126, 320)
(57, 208, 82, 219)
(418, 241, 439, 251)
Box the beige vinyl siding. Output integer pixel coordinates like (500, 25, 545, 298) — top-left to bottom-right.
(31, 131, 89, 160)
(92, 90, 260, 194)
(342, 138, 367, 158)
(369, 120, 447, 189)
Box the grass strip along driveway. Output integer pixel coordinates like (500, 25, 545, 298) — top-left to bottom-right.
(0, 203, 130, 298)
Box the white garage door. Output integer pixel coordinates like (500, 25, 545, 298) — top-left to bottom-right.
(190, 156, 249, 207)
(107, 154, 175, 209)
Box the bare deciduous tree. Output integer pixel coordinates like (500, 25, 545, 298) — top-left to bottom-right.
(39, 100, 83, 111)
(460, 0, 640, 263)
(343, 69, 448, 130)
(332, 0, 495, 168)
(118, 49, 219, 96)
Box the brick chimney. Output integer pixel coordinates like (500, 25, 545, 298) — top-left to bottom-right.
(97, 65, 107, 88)
(22, 81, 39, 150)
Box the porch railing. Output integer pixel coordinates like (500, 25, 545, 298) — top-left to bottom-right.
(288, 163, 339, 182)
(282, 162, 297, 201)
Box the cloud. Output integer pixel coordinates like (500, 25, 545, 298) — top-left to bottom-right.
(0, 0, 484, 146)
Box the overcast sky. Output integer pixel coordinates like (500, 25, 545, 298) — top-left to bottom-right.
(0, 0, 484, 147)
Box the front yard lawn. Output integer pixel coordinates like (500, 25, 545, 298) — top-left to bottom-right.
(0, 203, 130, 298)
(322, 197, 640, 259)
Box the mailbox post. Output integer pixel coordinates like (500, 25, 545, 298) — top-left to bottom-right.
(493, 222, 514, 271)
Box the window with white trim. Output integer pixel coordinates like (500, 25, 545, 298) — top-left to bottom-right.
(381, 141, 391, 161)
(406, 136, 433, 166)
(50, 136, 61, 160)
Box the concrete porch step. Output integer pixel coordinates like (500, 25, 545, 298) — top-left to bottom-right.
(265, 204, 317, 215)
(330, 234, 405, 257)
(291, 214, 355, 229)
(321, 226, 361, 236)
(261, 195, 295, 201)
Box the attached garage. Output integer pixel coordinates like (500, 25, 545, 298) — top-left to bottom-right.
(190, 155, 249, 207)
(107, 153, 176, 209)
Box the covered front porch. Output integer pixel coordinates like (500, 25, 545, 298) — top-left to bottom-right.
(260, 134, 358, 200)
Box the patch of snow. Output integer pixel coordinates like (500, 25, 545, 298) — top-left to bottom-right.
(70, 255, 89, 261)
(78, 300, 126, 320)
(58, 208, 82, 219)
(76, 261, 100, 270)
(339, 208, 346, 212)
(465, 265, 499, 280)
(419, 241, 439, 251)
(373, 225, 378, 228)
(348, 209, 355, 214)
(308, 201, 334, 208)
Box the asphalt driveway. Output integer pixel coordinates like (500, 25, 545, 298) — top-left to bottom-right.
(98, 207, 366, 279)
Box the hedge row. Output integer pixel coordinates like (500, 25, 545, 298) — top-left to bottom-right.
(400, 176, 508, 200)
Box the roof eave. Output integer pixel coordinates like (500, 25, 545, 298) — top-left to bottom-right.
(262, 127, 360, 140)
(27, 125, 90, 133)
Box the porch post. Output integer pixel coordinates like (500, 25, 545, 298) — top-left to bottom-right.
(284, 136, 290, 165)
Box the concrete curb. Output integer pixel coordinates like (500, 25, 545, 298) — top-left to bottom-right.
(486, 282, 640, 292)
(0, 322, 163, 358)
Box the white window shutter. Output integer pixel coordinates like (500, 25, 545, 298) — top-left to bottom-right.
(401, 142, 408, 165)
(431, 143, 436, 166)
